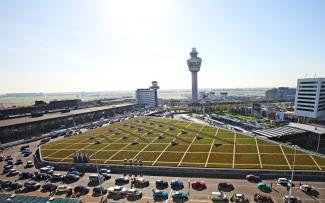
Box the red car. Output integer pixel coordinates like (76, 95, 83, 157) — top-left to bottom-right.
(191, 181, 207, 190)
(254, 193, 273, 203)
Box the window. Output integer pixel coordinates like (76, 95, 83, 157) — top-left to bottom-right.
(297, 97, 314, 100)
(297, 104, 314, 108)
(299, 81, 317, 84)
(296, 108, 314, 112)
(297, 100, 315, 104)
(299, 89, 316, 92)
(298, 93, 316, 96)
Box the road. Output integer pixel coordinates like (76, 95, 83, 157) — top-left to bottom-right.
(1, 136, 324, 203)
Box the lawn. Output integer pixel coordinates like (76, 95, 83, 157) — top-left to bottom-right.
(40, 116, 325, 171)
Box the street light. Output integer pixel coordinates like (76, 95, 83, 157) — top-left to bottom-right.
(288, 145, 298, 198)
(90, 137, 104, 202)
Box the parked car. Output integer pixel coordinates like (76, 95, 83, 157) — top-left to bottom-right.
(257, 182, 272, 192)
(277, 178, 292, 185)
(20, 145, 29, 151)
(65, 173, 79, 181)
(5, 155, 13, 161)
(24, 180, 41, 190)
(89, 174, 104, 183)
(93, 186, 107, 195)
(230, 193, 249, 202)
(25, 161, 33, 168)
(8, 168, 19, 176)
(172, 191, 189, 200)
(3, 164, 13, 173)
(115, 176, 129, 184)
(299, 184, 319, 197)
(156, 180, 168, 189)
(1, 180, 13, 188)
(134, 178, 149, 187)
(127, 188, 142, 199)
(10, 182, 23, 190)
(67, 170, 82, 176)
(52, 173, 65, 181)
(57, 185, 72, 192)
(74, 185, 89, 195)
(40, 167, 54, 175)
(36, 173, 51, 180)
(108, 186, 127, 195)
(99, 168, 111, 179)
(246, 174, 261, 183)
(23, 151, 31, 157)
(211, 191, 228, 202)
(218, 182, 234, 191)
(171, 179, 184, 189)
(15, 159, 23, 165)
(42, 183, 58, 192)
(152, 189, 168, 200)
(6, 160, 14, 165)
(283, 195, 301, 203)
(19, 172, 33, 179)
(254, 193, 273, 203)
(191, 181, 207, 190)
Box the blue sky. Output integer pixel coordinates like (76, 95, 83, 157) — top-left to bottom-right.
(0, 0, 324, 93)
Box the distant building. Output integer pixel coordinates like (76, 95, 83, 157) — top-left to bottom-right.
(265, 87, 296, 100)
(136, 81, 160, 107)
(294, 78, 325, 121)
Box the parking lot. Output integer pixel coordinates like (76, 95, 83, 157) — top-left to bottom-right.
(1, 138, 325, 203)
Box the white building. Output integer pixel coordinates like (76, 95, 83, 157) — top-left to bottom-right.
(136, 81, 159, 107)
(294, 78, 325, 120)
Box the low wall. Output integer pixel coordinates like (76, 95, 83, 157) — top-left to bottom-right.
(35, 148, 325, 181)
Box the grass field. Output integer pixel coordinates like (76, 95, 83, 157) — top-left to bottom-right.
(41, 116, 325, 170)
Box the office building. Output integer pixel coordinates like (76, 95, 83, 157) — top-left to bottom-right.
(187, 47, 202, 104)
(294, 78, 325, 120)
(136, 81, 159, 107)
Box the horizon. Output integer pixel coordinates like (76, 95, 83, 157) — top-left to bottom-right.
(0, 87, 291, 95)
(1, 0, 325, 93)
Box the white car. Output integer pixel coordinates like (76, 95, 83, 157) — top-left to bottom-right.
(127, 188, 142, 198)
(300, 184, 316, 193)
(108, 186, 127, 195)
(57, 185, 72, 192)
(211, 191, 227, 202)
(277, 178, 289, 184)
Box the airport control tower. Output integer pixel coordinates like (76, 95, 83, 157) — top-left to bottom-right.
(150, 81, 160, 107)
(187, 47, 202, 104)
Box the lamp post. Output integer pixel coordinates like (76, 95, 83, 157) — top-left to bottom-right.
(316, 133, 321, 154)
(288, 145, 297, 198)
(90, 137, 103, 201)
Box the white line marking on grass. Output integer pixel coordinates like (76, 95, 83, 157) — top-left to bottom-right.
(104, 130, 148, 164)
(255, 137, 263, 169)
(130, 128, 160, 160)
(205, 128, 218, 167)
(279, 145, 292, 170)
(60, 136, 116, 162)
(309, 155, 322, 170)
(232, 132, 236, 168)
(178, 126, 204, 167)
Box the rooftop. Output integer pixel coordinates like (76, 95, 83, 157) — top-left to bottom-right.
(0, 103, 135, 128)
